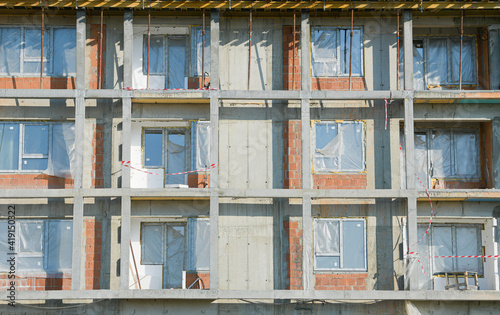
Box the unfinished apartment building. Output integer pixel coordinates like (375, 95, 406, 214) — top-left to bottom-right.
(0, 0, 499, 313)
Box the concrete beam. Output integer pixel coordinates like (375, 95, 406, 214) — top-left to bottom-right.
(16, 289, 500, 301)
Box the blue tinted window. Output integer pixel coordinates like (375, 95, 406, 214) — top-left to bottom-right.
(144, 130, 163, 167)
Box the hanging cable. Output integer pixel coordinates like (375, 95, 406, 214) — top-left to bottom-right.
(40, 7, 45, 89)
(348, 9, 353, 91)
(248, 9, 252, 90)
(292, 11, 296, 91)
(130, 241, 142, 289)
(459, 9, 464, 90)
(99, 8, 104, 89)
(397, 10, 400, 91)
(147, 8, 151, 89)
(202, 9, 205, 89)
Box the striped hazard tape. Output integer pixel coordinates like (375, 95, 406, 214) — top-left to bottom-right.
(433, 255, 500, 259)
(122, 161, 218, 176)
(123, 87, 219, 91)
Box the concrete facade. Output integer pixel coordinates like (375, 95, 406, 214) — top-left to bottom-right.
(0, 2, 499, 314)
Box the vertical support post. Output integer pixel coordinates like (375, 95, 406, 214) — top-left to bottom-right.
(123, 9, 133, 89)
(459, 9, 464, 90)
(120, 195, 131, 290)
(403, 9, 417, 291)
(348, 9, 353, 91)
(292, 11, 296, 90)
(147, 9, 151, 89)
(302, 195, 313, 291)
(71, 9, 86, 290)
(397, 10, 400, 90)
(300, 10, 311, 190)
(247, 10, 252, 90)
(99, 8, 104, 89)
(300, 10, 311, 92)
(202, 9, 205, 89)
(210, 10, 220, 89)
(209, 9, 220, 290)
(40, 7, 45, 89)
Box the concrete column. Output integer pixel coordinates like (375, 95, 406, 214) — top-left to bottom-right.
(300, 10, 311, 92)
(302, 195, 313, 291)
(123, 10, 133, 88)
(210, 10, 220, 89)
(209, 9, 220, 290)
(71, 9, 86, 291)
(120, 195, 131, 290)
(301, 99, 311, 189)
(493, 117, 500, 188)
(403, 10, 418, 291)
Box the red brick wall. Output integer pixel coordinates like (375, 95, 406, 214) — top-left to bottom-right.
(283, 121, 302, 189)
(186, 272, 210, 289)
(188, 77, 210, 89)
(85, 218, 102, 290)
(315, 273, 368, 290)
(283, 26, 365, 91)
(90, 24, 107, 89)
(283, 25, 300, 90)
(0, 77, 75, 89)
(284, 220, 303, 290)
(188, 173, 210, 188)
(92, 123, 105, 188)
(0, 275, 71, 291)
(283, 121, 367, 189)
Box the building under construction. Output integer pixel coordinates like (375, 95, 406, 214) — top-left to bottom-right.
(0, 0, 499, 313)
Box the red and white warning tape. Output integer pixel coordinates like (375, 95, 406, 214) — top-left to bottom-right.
(121, 161, 218, 176)
(384, 92, 393, 130)
(433, 255, 500, 259)
(123, 87, 219, 91)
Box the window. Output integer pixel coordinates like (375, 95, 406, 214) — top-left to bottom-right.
(312, 121, 365, 172)
(142, 121, 210, 186)
(191, 26, 210, 77)
(0, 220, 73, 273)
(402, 128, 480, 188)
(417, 224, 482, 276)
(399, 36, 477, 90)
(314, 218, 366, 271)
(0, 122, 75, 176)
(311, 27, 363, 77)
(0, 27, 76, 76)
(141, 218, 209, 289)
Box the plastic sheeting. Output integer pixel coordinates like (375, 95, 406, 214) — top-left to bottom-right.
(193, 27, 211, 76)
(166, 133, 186, 185)
(167, 39, 186, 89)
(456, 227, 481, 273)
(454, 132, 478, 176)
(313, 121, 364, 172)
(142, 224, 164, 264)
(427, 39, 448, 86)
(416, 225, 432, 290)
(24, 28, 50, 74)
(165, 226, 185, 289)
(189, 218, 210, 271)
(430, 130, 452, 178)
(45, 220, 73, 272)
(451, 39, 474, 84)
(45, 123, 75, 178)
(53, 28, 76, 76)
(143, 35, 164, 75)
(314, 220, 340, 255)
(432, 226, 454, 273)
(414, 133, 429, 188)
(196, 122, 211, 170)
(0, 123, 20, 170)
(398, 42, 425, 90)
(311, 28, 337, 76)
(0, 28, 21, 74)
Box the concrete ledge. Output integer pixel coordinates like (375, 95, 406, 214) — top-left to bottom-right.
(15, 289, 500, 301)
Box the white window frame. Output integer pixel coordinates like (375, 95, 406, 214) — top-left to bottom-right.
(419, 223, 483, 276)
(0, 219, 73, 274)
(412, 128, 481, 186)
(311, 26, 364, 77)
(142, 35, 189, 76)
(0, 122, 62, 173)
(312, 120, 365, 173)
(0, 26, 76, 76)
(313, 218, 367, 272)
